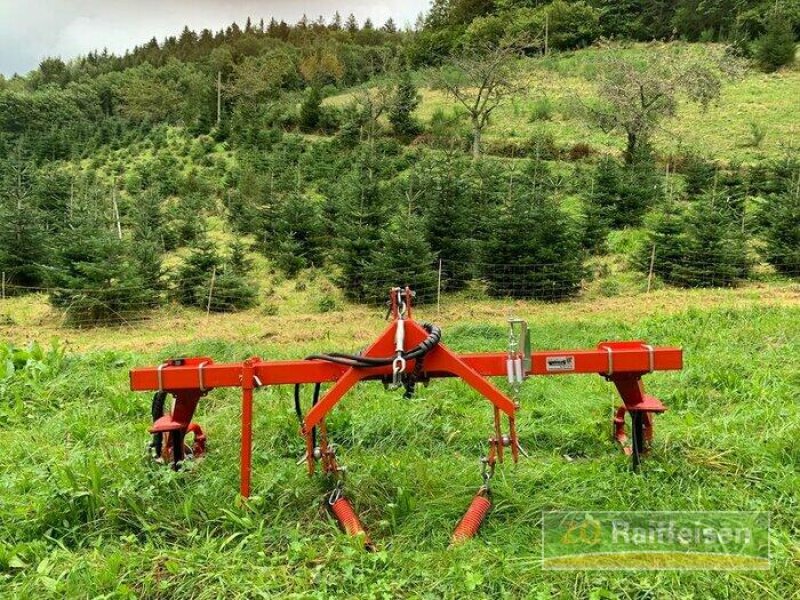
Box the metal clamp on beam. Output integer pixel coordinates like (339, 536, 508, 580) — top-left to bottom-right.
(605, 346, 614, 377)
(642, 344, 655, 373)
(157, 363, 167, 392)
(198, 361, 209, 392)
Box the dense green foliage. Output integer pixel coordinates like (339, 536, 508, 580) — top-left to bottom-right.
(0, 7, 797, 325)
(482, 160, 584, 299)
(48, 228, 153, 325)
(757, 157, 800, 277)
(755, 11, 798, 71)
(637, 193, 750, 287)
(388, 72, 422, 137)
(590, 151, 661, 228)
(174, 237, 257, 312)
(412, 0, 800, 65)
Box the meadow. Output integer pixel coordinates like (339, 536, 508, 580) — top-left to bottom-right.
(328, 44, 800, 165)
(1, 281, 798, 598)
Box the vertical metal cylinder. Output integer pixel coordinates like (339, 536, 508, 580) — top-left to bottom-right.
(240, 360, 255, 497)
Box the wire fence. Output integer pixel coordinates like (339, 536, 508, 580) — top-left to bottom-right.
(0, 251, 797, 330)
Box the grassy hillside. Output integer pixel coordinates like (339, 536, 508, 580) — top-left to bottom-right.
(329, 44, 800, 164)
(0, 289, 798, 597)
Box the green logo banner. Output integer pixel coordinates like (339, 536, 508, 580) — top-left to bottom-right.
(542, 511, 770, 570)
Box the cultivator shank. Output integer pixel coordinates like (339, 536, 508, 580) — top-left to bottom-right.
(130, 287, 682, 546)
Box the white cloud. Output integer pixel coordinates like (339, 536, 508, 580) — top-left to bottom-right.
(0, 0, 430, 76)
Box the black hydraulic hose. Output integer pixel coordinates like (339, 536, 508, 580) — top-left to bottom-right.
(294, 383, 321, 448)
(303, 354, 377, 367)
(293, 384, 304, 422)
(305, 323, 442, 368)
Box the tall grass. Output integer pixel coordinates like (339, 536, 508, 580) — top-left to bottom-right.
(0, 304, 798, 597)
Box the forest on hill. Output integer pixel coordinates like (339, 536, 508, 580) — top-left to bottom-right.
(0, 0, 798, 325)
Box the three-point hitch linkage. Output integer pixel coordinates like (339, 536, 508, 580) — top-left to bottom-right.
(130, 287, 682, 547)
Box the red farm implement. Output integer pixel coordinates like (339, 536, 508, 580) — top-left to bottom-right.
(130, 287, 682, 546)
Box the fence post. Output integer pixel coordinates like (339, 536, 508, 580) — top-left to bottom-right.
(206, 266, 217, 317)
(437, 259, 443, 315)
(646, 244, 656, 293)
(544, 12, 549, 55)
(1, 271, 5, 300)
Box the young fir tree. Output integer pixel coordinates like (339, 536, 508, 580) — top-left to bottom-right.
(330, 153, 390, 301)
(580, 194, 610, 255)
(0, 198, 49, 291)
(48, 213, 151, 326)
(211, 240, 258, 311)
(372, 210, 438, 304)
(413, 155, 475, 291)
(762, 188, 800, 278)
(635, 199, 688, 284)
(174, 236, 222, 308)
(755, 12, 797, 72)
(388, 71, 422, 138)
(0, 155, 49, 291)
(130, 189, 166, 295)
(174, 236, 257, 311)
(671, 193, 750, 287)
(592, 149, 660, 228)
(299, 86, 323, 132)
(272, 193, 324, 277)
(482, 162, 584, 300)
(682, 153, 717, 196)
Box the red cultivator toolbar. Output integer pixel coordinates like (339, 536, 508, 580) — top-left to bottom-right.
(130, 287, 682, 546)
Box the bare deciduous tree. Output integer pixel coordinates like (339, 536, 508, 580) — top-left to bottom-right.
(586, 46, 727, 162)
(351, 85, 394, 142)
(433, 45, 527, 159)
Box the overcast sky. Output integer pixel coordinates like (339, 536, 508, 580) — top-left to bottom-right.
(0, 0, 431, 76)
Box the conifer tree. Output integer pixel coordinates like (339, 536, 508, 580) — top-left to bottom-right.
(756, 12, 797, 72)
(482, 162, 584, 300)
(299, 86, 323, 132)
(48, 203, 151, 325)
(373, 211, 438, 303)
(0, 153, 49, 290)
(174, 236, 257, 311)
(635, 199, 688, 284)
(388, 71, 422, 138)
(212, 240, 258, 311)
(330, 152, 390, 301)
(130, 189, 166, 294)
(413, 155, 475, 290)
(592, 150, 660, 228)
(272, 193, 324, 277)
(762, 188, 800, 278)
(671, 194, 750, 287)
(174, 236, 221, 309)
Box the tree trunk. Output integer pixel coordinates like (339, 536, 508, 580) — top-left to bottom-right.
(625, 130, 637, 164)
(472, 119, 482, 160)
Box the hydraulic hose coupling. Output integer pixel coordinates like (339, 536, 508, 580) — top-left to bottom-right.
(451, 489, 492, 545)
(329, 495, 374, 551)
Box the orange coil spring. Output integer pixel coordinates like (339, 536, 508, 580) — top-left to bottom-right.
(330, 497, 374, 550)
(451, 493, 492, 545)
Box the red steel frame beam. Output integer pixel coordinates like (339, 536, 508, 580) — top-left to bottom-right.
(130, 347, 682, 391)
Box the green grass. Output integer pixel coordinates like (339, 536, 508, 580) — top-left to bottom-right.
(1, 295, 798, 598)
